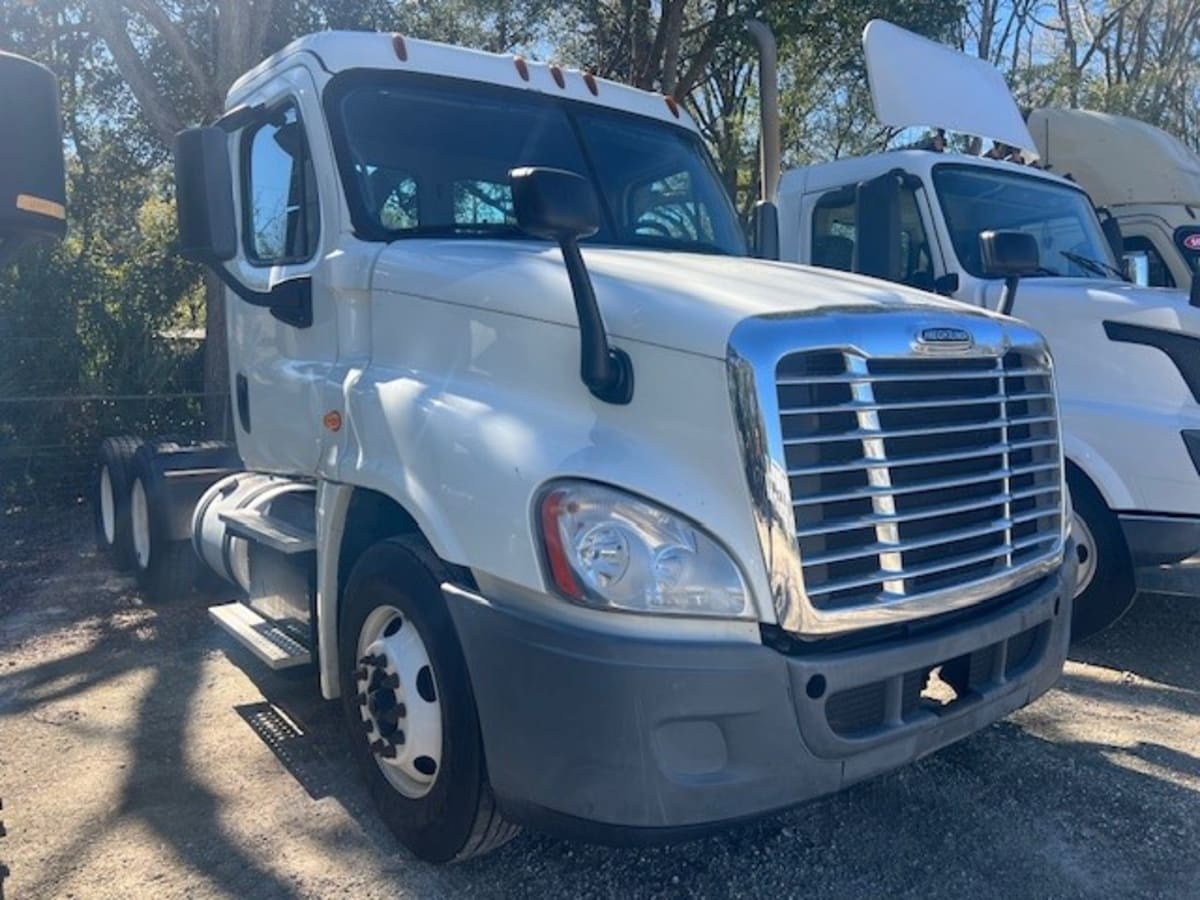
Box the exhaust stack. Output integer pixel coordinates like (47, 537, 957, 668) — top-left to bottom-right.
(746, 20, 780, 202)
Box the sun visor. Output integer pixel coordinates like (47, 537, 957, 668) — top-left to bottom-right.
(863, 20, 1036, 152)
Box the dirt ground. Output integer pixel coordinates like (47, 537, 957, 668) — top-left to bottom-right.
(0, 504, 1197, 900)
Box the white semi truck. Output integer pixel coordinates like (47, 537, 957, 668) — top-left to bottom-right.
(91, 31, 1074, 862)
(1028, 106, 1200, 291)
(778, 20, 1200, 640)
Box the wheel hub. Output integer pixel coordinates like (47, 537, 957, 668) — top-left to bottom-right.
(1072, 510, 1098, 599)
(356, 606, 442, 798)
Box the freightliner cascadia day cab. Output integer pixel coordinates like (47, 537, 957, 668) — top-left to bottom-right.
(0, 52, 67, 263)
(91, 32, 1075, 862)
(779, 20, 1200, 640)
(1028, 106, 1200, 290)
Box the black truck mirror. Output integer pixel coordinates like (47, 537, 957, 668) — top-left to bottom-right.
(980, 229, 1040, 315)
(749, 200, 779, 260)
(510, 166, 600, 241)
(510, 166, 632, 404)
(174, 126, 238, 264)
(0, 51, 67, 263)
(853, 171, 903, 282)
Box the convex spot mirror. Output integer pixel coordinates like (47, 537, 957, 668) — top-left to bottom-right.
(510, 166, 600, 241)
(0, 52, 67, 262)
(174, 126, 237, 265)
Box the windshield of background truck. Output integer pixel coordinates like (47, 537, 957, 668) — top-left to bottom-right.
(327, 74, 746, 255)
(932, 164, 1118, 279)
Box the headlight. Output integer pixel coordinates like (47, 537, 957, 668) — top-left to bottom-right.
(537, 481, 751, 618)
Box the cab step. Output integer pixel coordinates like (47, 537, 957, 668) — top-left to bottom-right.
(209, 602, 312, 669)
(219, 508, 316, 554)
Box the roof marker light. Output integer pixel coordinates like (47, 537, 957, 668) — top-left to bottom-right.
(664, 95, 680, 118)
(392, 34, 408, 62)
(583, 72, 599, 95)
(550, 64, 565, 89)
(514, 56, 530, 81)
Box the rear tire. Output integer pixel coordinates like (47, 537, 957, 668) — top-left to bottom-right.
(93, 436, 144, 569)
(128, 449, 198, 604)
(1068, 468, 1136, 641)
(338, 536, 518, 862)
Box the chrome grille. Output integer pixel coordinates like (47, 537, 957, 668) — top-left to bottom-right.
(776, 349, 1063, 611)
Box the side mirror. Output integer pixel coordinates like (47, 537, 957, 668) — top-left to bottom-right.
(1123, 251, 1150, 287)
(980, 230, 1039, 315)
(174, 126, 237, 264)
(748, 200, 780, 260)
(853, 171, 903, 282)
(510, 166, 600, 242)
(509, 166, 632, 404)
(0, 52, 66, 262)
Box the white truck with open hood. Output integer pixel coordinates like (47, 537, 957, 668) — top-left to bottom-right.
(90, 31, 1073, 862)
(1028, 106, 1200, 291)
(777, 20, 1200, 639)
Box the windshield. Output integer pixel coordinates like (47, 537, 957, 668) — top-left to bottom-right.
(932, 164, 1119, 279)
(325, 73, 746, 255)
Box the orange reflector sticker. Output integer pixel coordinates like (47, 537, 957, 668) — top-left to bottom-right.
(17, 194, 65, 220)
(323, 410, 343, 432)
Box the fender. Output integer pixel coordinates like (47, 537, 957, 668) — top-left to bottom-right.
(315, 480, 353, 698)
(1061, 430, 1135, 510)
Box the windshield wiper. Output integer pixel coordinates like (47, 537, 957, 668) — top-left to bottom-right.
(623, 235, 731, 256)
(388, 223, 526, 240)
(1060, 249, 1127, 281)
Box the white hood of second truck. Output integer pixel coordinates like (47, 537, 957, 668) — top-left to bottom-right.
(1006, 277, 1200, 332)
(371, 241, 996, 359)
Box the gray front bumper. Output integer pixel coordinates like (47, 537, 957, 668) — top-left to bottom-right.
(1119, 513, 1200, 566)
(444, 563, 1072, 843)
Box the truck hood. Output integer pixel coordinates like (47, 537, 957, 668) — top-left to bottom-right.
(372, 241, 996, 359)
(1008, 277, 1200, 333)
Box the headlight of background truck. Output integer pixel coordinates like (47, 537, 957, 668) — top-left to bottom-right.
(537, 481, 753, 618)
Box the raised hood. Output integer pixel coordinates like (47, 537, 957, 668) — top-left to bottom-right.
(863, 20, 1036, 153)
(1028, 107, 1200, 208)
(371, 241, 996, 359)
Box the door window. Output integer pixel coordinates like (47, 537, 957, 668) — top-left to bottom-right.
(811, 184, 936, 290)
(242, 104, 320, 265)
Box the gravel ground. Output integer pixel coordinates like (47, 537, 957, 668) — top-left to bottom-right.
(0, 503, 1197, 899)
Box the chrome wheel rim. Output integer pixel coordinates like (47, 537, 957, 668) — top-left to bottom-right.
(356, 605, 442, 799)
(100, 466, 116, 545)
(1072, 511, 1097, 599)
(131, 478, 151, 570)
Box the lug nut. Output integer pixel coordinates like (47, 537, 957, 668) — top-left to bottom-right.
(379, 673, 400, 690)
(357, 692, 368, 707)
(355, 666, 368, 681)
(360, 653, 386, 667)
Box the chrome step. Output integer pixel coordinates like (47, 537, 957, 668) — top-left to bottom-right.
(219, 508, 316, 554)
(209, 602, 312, 670)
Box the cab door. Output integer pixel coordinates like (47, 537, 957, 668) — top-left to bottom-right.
(226, 66, 338, 475)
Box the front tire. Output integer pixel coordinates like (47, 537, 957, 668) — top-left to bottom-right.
(1068, 469, 1136, 641)
(338, 536, 517, 862)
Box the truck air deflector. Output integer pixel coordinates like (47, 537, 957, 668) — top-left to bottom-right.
(862, 20, 1036, 152)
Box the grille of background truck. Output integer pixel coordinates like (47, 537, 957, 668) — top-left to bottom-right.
(777, 349, 1062, 611)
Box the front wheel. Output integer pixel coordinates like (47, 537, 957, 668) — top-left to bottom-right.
(1068, 470, 1136, 641)
(338, 536, 517, 862)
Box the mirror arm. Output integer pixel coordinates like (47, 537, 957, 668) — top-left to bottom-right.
(999, 274, 1020, 316)
(209, 265, 313, 329)
(559, 237, 634, 404)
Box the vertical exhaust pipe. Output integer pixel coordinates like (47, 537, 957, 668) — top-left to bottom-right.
(746, 20, 780, 202)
